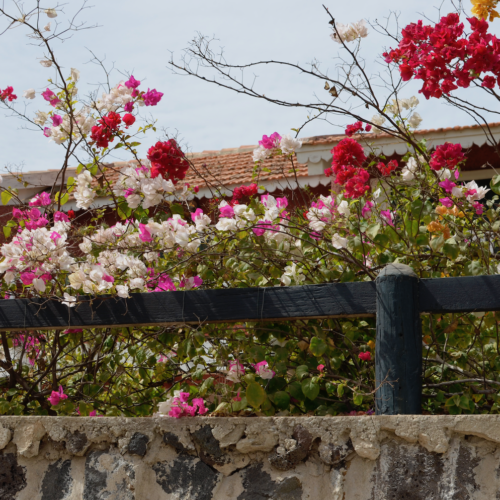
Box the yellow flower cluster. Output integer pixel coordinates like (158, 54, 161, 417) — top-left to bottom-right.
(471, 0, 500, 22)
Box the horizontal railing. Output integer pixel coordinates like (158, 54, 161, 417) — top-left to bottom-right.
(0, 263, 496, 416)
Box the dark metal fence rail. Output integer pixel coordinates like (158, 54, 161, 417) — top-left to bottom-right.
(1, 263, 498, 415)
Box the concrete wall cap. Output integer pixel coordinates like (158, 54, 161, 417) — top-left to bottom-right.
(377, 263, 418, 279)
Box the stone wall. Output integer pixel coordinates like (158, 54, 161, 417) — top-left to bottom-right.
(1, 415, 500, 499)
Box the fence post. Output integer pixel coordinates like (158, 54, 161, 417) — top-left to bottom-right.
(375, 263, 422, 415)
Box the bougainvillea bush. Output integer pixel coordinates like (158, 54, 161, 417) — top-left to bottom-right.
(1, 2, 500, 418)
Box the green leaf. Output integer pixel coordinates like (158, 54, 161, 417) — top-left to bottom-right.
(353, 393, 363, 406)
(443, 238, 459, 260)
(117, 201, 132, 219)
(465, 261, 483, 276)
(249, 345, 266, 363)
(385, 226, 400, 243)
(404, 216, 419, 238)
(170, 203, 184, 216)
(78, 401, 90, 416)
(130, 142, 141, 147)
(374, 233, 390, 249)
(416, 234, 429, 247)
(76, 164, 85, 175)
(295, 365, 309, 380)
(246, 382, 267, 408)
(3, 226, 11, 239)
(1, 190, 12, 205)
(60, 193, 69, 206)
(411, 199, 423, 218)
(337, 384, 345, 397)
(67, 177, 75, 187)
(309, 337, 327, 357)
(365, 223, 380, 240)
(429, 233, 445, 252)
(273, 391, 290, 410)
(301, 378, 320, 400)
(288, 381, 305, 401)
(199, 377, 214, 397)
(231, 396, 247, 412)
(491, 174, 500, 195)
(458, 395, 472, 410)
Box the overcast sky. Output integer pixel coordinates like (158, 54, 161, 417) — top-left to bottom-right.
(0, 0, 494, 172)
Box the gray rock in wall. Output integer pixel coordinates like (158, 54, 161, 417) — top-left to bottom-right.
(1, 415, 500, 499)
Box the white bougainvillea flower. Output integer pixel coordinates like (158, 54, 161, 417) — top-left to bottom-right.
(44, 8, 57, 18)
(40, 60, 53, 68)
(62, 293, 76, 308)
(332, 233, 348, 249)
(23, 89, 35, 99)
(71, 68, 80, 82)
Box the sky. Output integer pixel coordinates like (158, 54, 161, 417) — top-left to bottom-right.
(0, 0, 496, 172)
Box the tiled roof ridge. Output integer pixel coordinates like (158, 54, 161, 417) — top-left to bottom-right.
(303, 121, 500, 146)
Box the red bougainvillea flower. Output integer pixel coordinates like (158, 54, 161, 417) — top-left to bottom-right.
(147, 140, 190, 184)
(91, 111, 123, 148)
(430, 143, 465, 171)
(232, 183, 258, 203)
(384, 13, 500, 98)
(0, 86, 17, 102)
(326, 138, 370, 198)
(123, 113, 136, 127)
(345, 121, 364, 137)
(377, 159, 398, 176)
(358, 351, 371, 361)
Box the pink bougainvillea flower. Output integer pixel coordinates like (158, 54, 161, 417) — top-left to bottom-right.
(259, 132, 282, 150)
(48, 385, 68, 406)
(43, 127, 52, 137)
(41, 88, 60, 106)
(192, 397, 208, 415)
(317, 364, 325, 372)
(472, 201, 483, 215)
(439, 178, 457, 193)
(233, 389, 242, 402)
(362, 200, 374, 218)
(252, 220, 272, 236)
(29, 192, 51, 207)
(178, 392, 190, 403)
(50, 231, 61, 242)
(51, 114, 63, 126)
(138, 223, 152, 242)
(20, 271, 35, 285)
(124, 102, 134, 112)
(142, 88, 164, 106)
(125, 75, 141, 89)
(276, 197, 288, 209)
(439, 197, 454, 208)
(102, 275, 114, 283)
(380, 210, 394, 227)
(219, 204, 234, 218)
(54, 211, 70, 223)
(179, 276, 203, 290)
(152, 275, 177, 292)
(253, 360, 275, 379)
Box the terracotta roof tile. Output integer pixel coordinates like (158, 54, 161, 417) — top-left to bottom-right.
(97, 150, 308, 193)
(303, 122, 500, 146)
